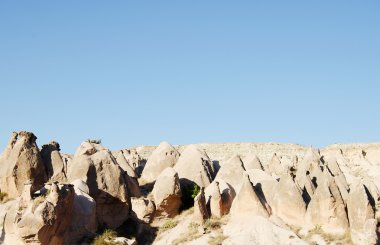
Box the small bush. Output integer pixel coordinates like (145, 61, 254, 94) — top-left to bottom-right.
(159, 219, 178, 233)
(181, 183, 200, 209)
(0, 192, 8, 203)
(86, 139, 102, 144)
(93, 229, 118, 245)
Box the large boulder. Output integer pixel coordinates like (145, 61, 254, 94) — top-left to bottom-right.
(69, 180, 97, 242)
(246, 169, 278, 208)
(205, 180, 235, 216)
(271, 174, 306, 227)
(0, 131, 47, 198)
(152, 167, 182, 218)
(141, 141, 179, 183)
(131, 197, 156, 223)
(112, 150, 137, 178)
(230, 173, 270, 219)
(347, 181, 378, 245)
(68, 141, 131, 229)
(40, 141, 66, 181)
(174, 145, 215, 187)
(304, 173, 349, 235)
(193, 187, 209, 224)
(15, 183, 75, 244)
(214, 154, 246, 192)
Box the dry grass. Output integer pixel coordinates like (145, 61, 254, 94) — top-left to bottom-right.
(172, 222, 202, 245)
(158, 219, 178, 234)
(0, 192, 8, 203)
(204, 217, 223, 233)
(303, 225, 353, 245)
(93, 229, 118, 245)
(208, 233, 228, 245)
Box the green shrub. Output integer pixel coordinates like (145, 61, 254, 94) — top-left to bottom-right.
(86, 139, 102, 144)
(93, 229, 118, 245)
(181, 183, 200, 209)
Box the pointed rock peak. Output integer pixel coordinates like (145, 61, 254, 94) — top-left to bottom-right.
(243, 153, 263, 171)
(304, 147, 321, 161)
(41, 141, 61, 152)
(271, 153, 281, 164)
(225, 154, 244, 167)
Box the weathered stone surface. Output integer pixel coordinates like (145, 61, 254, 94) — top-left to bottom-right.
(40, 141, 66, 182)
(272, 174, 306, 227)
(141, 141, 180, 183)
(131, 197, 156, 223)
(305, 172, 349, 235)
(193, 187, 209, 223)
(16, 183, 75, 245)
(242, 153, 264, 171)
(347, 181, 378, 245)
(113, 150, 137, 178)
(209, 181, 223, 218)
(230, 173, 269, 219)
(68, 141, 131, 229)
(174, 145, 215, 187)
(0, 131, 47, 198)
(70, 179, 97, 243)
(214, 154, 245, 192)
(152, 167, 181, 218)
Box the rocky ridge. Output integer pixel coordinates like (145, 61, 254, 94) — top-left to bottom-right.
(0, 132, 378, 245)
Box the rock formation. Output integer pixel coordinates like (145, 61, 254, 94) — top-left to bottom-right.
(141, 141, 179, 183)
(0, 132, 47, 198)
(152, 167, 182, 217)
(174, 145, 215, 187)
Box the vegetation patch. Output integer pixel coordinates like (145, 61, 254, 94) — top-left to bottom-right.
(204, 217, 223, 233)
(303, 225, 353, 245)
(181, 183, 200, 209)
(158, 219, 178, 234)
(93, 229, 118, 245)
(172, 222, 201, 245)
(208, 233, 228, 245)
(0, 192, 8, 203)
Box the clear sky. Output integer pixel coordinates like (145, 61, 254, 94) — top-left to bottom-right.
(0, 1, 379, 153)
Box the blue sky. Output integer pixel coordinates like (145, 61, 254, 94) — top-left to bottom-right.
(0, 1, 379, 153)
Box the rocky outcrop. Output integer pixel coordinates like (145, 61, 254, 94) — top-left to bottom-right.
(152, 167, 182, 218)
(347, 181, 378, 245)
(242, 153, 264, 171)
(272, 174, 306, 227)
(214, 155, 246, 192)
(193, 187, 209, 223)
(174, 145, 215, 187)
(305, 172, 349, 235)
(131, 197, 156, 223)
(67, 141, 131, 229)
(141, 141, 180, 183)
(40, 141, 66, 181)
(0, 132, 47, 198)
(230, 173, 270, 219)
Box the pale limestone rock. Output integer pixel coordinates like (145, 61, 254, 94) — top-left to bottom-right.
(152, 167, 181, 217)
(174, 145, 215, 187)
(305, 173, 349, 235)
(205, 179, 236, 216)
(347, 181, 378, 245)
(193, 187, 209, 223)
(113, 150, 137, 178)
(246, 169, 278, 208)
(230, 173, 269, 219)
(0, 132, 47, 198)
(209, 181, 223, 218)
(131, 197, 156, 223)
(68, 141, 131, 229)
(214, 154, 245, 192)
(70, 179, 97, 243)
(242, 153, 264, 171)
(272, 174, 306, 227)
(40, 141, 66, 181)
(141, 141, 179, 183)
